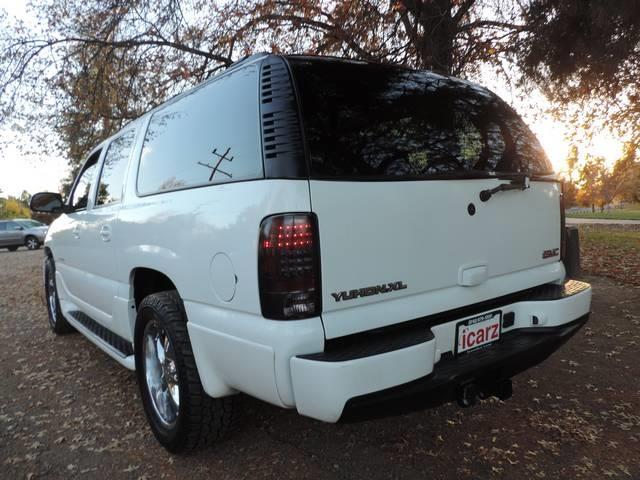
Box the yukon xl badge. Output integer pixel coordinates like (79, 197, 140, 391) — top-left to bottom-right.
(542, 248, 560, 259)
(331, 281, 408, 302)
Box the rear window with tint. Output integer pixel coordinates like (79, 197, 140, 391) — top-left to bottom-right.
(137, 66, 262, 195)
(289, 59, 553, 179)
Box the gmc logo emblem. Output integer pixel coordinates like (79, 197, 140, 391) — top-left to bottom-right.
(331, 281, 408, 302)
(542, 248, 560, 259)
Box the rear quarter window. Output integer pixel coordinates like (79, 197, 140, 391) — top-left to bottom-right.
(137, 66, 263, 195)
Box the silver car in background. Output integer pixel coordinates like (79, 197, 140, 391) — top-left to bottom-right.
(0, 219, 48, 251)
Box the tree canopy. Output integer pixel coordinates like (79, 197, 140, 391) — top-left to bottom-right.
(0, 196, 31, 220)
(0, 0, 639, 190)
(518, 1, 640, 145)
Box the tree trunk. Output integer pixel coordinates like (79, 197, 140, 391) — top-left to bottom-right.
(401, 0, 457, 74)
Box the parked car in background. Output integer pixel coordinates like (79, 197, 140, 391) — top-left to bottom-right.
(30, 53, 591, 453)
(0, 218, 47, 251)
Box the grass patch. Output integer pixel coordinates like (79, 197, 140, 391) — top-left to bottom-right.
(567, 204, 640, 220)
(581, 227, 640, 249)
(579, 225, 640, 286)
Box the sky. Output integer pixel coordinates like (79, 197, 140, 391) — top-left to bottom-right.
(0, 0, 625, 198)
(0, 130, 69, 197)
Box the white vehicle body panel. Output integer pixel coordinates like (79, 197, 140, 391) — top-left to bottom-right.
(310, 179, 564, 338)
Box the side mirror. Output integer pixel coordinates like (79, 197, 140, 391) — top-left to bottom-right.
(30, 192, 66, 214)
(16, 226, 24, 230)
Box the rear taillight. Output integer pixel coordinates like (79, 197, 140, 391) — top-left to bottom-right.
(258, 213, 321, 320)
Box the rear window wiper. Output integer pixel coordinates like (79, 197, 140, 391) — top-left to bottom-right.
(479, 175, 530, 202)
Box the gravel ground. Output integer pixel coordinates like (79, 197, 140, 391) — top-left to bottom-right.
(1, 249, 639, 479)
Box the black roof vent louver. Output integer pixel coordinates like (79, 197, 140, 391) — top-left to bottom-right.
(259, 56, 307, 178)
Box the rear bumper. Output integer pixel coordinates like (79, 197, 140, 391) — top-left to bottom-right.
(341, 315, 587, 421)
(290, 280, 591, 422)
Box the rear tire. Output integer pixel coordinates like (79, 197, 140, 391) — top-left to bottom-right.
(44, 256, 75, 334)
(134, 290, 236, 453)
(25, 236, 40, 250)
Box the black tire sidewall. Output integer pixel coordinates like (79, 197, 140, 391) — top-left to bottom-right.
(44, 257, 59, 331)
(44, 256, 73, 334)
(134, 296, 190, 450)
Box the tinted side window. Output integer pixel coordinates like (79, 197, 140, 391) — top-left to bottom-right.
(70, 151, 100, 210)
(6, 222, 22, 230)
(96, 131, 135, 206)
(0, 222, 6, 231)
(137, 66, 262, 195)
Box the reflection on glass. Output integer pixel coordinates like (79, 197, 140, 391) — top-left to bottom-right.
(138, 66, 262, 195)
(97, 130, 135, 205)
(71, 163, 97, 209)
(290, 60, 553, 178)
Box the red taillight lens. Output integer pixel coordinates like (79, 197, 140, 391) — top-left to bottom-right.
(258, 213, 321, 320)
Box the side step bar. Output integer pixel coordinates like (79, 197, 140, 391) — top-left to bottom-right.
(67, 310, 134, 357)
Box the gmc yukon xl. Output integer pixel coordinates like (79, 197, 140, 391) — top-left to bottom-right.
(30, 53, 592, 453)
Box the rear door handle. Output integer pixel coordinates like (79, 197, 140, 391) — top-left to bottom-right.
(100, 225, 111, 242)
(72, 224, 80, 239)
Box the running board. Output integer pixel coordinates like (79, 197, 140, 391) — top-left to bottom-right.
(67, 310, 134, 357)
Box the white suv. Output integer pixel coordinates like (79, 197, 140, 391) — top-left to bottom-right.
(30, 54, 592, 453)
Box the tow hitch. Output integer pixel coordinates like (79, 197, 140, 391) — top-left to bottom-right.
(457, 379, 513, 407)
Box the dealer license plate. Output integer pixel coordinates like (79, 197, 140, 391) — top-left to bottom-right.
(456, 311, 502, 355)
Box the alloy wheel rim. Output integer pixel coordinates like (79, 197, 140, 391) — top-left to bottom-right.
(143, 319, 180, 427)
(27, 238, 37, 249)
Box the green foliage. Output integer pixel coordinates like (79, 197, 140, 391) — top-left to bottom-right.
(0, 197, 31, 219)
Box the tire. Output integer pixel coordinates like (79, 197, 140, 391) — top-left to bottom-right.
(44, 256, 75, 334)
(134, 291, 236, 453)
(25, 236, 40, 250)
(8, 246, 18, 252)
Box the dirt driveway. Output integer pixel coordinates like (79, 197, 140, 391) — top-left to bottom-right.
(1, 249, 639, 479)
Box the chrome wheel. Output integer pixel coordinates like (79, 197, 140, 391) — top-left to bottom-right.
(46, 264, 57, 324)
(143, 320, 180, 427)
(26, 237, 39, 250)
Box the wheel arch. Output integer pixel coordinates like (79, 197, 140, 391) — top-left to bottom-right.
(129, 268, 234, 399)
(130, 267, 181, 338)
(130, 267, 181, 308)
